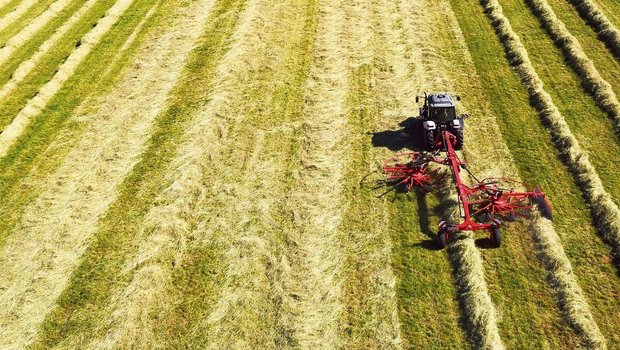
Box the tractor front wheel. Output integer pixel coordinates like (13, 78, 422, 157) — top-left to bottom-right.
(490, 227, 501, 247)
(424, 130, 435, 151)
(438, 230, 448, 249)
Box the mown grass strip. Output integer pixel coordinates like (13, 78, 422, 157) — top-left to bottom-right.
(485, 0, 620, 271)
(0, 0, 73, 66)
(524, 0, 620, 132)
(0, 0, 18, 15)
(397, 1, 505, 347)
(0, 0, 137, 159)
(449, 1, 620, 347)
(201, 0, 349, 347)
(0, 0, 56, 43)
(0, 1, 215, 349)
(29, 1, 246, 348)
(0, 0, 137, 250)
(477, 0, 608, 347)
(86, 0, 318, 348)
(336, 1, 405, 347)
(0, 0, 108, 127)
(566, 0, 620, 61)
(371, 1, 467, 348)
(0, 0, 163, 348)
(153, 1, 318, 348)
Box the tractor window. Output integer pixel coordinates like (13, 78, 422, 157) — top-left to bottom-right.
(431, 107, 456, 122)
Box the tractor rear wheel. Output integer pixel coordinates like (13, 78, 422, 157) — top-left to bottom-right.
(438, 230, 448, 249)
(453, 128, 464, 150)
(490, 227, 501, 247)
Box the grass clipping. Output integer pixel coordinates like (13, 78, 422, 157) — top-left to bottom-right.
(524, 0, 620, 132)
(481, 0, 610, 348)
(566, 0, 620, 61)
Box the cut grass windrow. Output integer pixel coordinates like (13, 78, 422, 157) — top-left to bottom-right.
(0, 0, 14, 12)
(335, 0, 404, 348)
(524, 0, 620, 133)
(483, 0, 620, 271)
(99, 0, 161, 80)
(479, 0, 609, 347)
(528, 214, 608, 349)
(450, 0, 620, 346)
(566, 0, 620, 61)
(0, 0, 38, 33)
(28, 1, 246, 348)
(0, 0, 134, 159)
(0, 0, 72, 67)
(0, 0, 99, 104)
(270, 0, 350, 347)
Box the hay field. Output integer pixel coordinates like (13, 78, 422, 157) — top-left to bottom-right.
(0, 0, 618, 348)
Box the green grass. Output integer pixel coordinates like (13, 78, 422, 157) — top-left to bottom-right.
(339, 64, 420, 349)
(449, 0, 620, 347)
(28, 1, 248, 347)
(152, 0, 319, 347)
(499, 0, 620, 204)
(0, 0, 155, 250)
(0, 0, 57, 45)
(0, 0, 87, 90)
(0, 0, 22, 18)
(543, 0, 620, 98)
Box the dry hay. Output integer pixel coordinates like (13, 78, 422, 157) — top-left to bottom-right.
(479, 0, 608, 347)
(0, 0, 134, 159)
(525, 0, 620, 132)
(566, 0, 620, 61)
(0, 0, 98, 101)
(261, 0, 350, 348)
(0, 0, 211, 347)
(0, 0, 73, 66)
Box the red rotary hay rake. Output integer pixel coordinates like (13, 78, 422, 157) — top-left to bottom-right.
(383, 131, 553, 248)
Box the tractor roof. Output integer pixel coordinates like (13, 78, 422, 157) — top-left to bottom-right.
(428, 93, 456, 108)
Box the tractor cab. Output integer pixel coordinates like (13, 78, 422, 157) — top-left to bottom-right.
(417, 93, 465, 150)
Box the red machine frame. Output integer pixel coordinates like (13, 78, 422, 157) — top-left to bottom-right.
(382, 131, 552, 247)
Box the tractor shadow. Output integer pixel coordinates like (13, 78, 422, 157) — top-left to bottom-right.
(370, 117, 424, 151)
(370, 117, 450, 251)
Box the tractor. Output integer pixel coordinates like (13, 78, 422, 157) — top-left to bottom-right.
(417, 93, 466, 151)
(381, 94, 553, 248)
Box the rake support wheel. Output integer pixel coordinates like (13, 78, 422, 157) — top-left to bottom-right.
(490, 226, 501, 247)
(438, 230, 448, 249)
